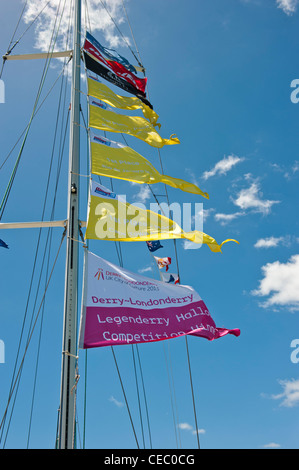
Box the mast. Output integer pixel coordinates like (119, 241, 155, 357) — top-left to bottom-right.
(58, 0, 81, 449)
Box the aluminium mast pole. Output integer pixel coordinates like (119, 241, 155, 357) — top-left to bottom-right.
(58, 0, 81, 449)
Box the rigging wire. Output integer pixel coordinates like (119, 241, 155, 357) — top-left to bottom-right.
(98, 0, 143, 69)
(122, 4, 201, 450)
(110, 346, 140, 449)
(1, 54, 70, 451)
(0, 1, 52, 80)
(0, 0, 71, 447)
(0, 0, 66, 221)
(66, 0, 196, 450)
(131, 345, 146, 449)
(0, 230, 66, 447)
(121, 0, 143, 70)
(80, 0, 150, 449)
(163, 343, 179, 449)
(167, 341, 182, 449)
(0, 0, 28, 80)
(26, 60, 71, 449)
(80, 102, 142, 449)
(0, 64, 70, 172)
(135, 345, 152, 449)
(80, 1, 185, 449)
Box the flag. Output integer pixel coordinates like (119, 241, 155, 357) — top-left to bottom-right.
(83, 33, 147, 94)
(90, 131, 209, 199)
(154, 256, 171, 271)
(84, 51, 152, 108)
(85, 31, 140, 75)
(87, 73, 160, 127)
(0, 239, 8, 249)
(89, 97, 180, 149)
(85, 180, 238, 253)
(146, 240, 163, 252)
(78, 250, 240, 348)
(161, 272, 180, 284)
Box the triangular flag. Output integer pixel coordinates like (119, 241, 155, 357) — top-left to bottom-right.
(85, 180, 239, 253)
(146, 240, 164, 253)
(154, 256, 171, 271)
(161, 272, 180, 284)
(0, 239, 9, 249)
(89, 97, 180, 149)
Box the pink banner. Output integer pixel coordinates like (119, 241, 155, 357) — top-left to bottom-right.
(79, 251, 240, 349)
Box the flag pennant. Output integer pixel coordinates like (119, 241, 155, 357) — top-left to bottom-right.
(85, 31, 140, 75)
(85, 180, 238, 252)
(83, 33, 147, 94)
(78, 250, 240, 349)
(146, 240, 163, 252)
(161, 272, 180, 284)
(84, 50, 154, 110)
(84, 51, 150, 105)
(89, 97, 180, 149)
(154, 256, 171, 271)
(0, 239, 9, 249)
(87, 73, 160, 128)
(89, 131, 209, 199)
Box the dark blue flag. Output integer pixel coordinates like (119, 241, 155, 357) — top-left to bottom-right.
(146, 240, 163, 252)
(0, 239, 9, 249)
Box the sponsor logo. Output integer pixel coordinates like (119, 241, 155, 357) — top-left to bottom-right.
(93, 135, 111, 146)
(94, 186, 116, 198)
(94, 268, 104, 281)
(91, 99, 107, 109)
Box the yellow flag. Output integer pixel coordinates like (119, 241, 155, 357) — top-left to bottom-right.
(90, 133, 209, 199)
(89, 97, 180, 148)
(85, 180, 238, 253)
(87, 73, 161, 128)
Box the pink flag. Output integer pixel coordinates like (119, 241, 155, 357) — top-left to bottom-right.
(79, 251, 240, 349)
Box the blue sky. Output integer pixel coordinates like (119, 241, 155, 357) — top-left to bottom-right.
(0, 0, 299, 450)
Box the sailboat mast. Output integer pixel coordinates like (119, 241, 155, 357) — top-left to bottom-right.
(58, 0, 81, 449)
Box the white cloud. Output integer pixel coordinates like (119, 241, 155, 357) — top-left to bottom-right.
(109, 396, 124, 408)
(252, 254, 299, 310)
(177, 422, 206, 435)
(276, 0, 299, 15)
(202, 155, 244, 180)
(263, 442, 281, 449)
(23, 0, 130, 52)
(270, 379, 299, 407)
(233, 181, 279, 215)
(284, 160, 299, 179)
(254, 236, 286, 249)
(138, 265, 153, 274)
(132, 184, 151, 204)
(214, 211, 244, 225)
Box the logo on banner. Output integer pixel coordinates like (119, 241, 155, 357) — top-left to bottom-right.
(93, 135, 111, 146)
(94, 268, 104, 280)
(94, 186, 116, 198)
(91, 99, 107, 109)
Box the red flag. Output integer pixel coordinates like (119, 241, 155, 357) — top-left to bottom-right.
(154, 256, 172, 272)
(84, 37, 147, 94)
